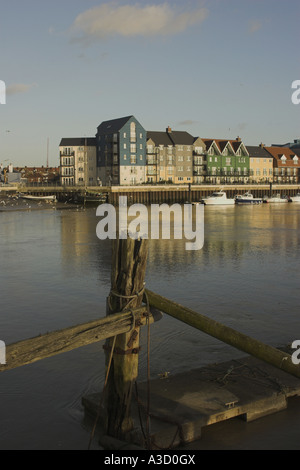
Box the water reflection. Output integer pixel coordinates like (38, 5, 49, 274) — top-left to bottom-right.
(1, 202, 300, 449)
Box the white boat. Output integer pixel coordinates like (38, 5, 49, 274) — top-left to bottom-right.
(235, 192, 263, 205)
(290, 193, 300, 203)
(201, 190, 235, 205)
(263, 193, 288, 203)
(20, 194, 57, 202)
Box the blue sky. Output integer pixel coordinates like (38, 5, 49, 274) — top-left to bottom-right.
(1, 0, 299, 167)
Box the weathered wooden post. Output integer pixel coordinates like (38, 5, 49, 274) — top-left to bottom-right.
(102, 235, 149, 440)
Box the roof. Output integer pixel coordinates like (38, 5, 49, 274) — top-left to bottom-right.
(59, 137, 96, 146)
(96, 115, 134, 134)
(246, 146, 271, 158)
(202, 139, 234, 154)
(147, 131, 173, 146)
(147, 130, 196, 146)
(264, 146, 300, 167)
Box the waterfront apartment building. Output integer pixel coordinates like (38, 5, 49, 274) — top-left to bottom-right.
(246, 145, 274, 183)
(264, 146, 300, 184)
(96, 116, 147, 186)
(201, 137, 250, 184)
(146, 127, 206, 184)
(59, 138, 97, 186)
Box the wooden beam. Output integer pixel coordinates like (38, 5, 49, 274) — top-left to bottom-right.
(0, 306, 161, 373)
(145, 289, 300, 380)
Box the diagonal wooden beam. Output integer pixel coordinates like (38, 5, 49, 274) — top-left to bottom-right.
(0, 306, 162, 373)
(145, 289, 300, 380)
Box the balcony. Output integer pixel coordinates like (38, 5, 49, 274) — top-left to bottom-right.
(147, 156, 157, 165)
(193, 169, 206, 176)
(147, 169, 157, 176)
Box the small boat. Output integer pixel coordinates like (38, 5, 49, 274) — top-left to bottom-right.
(201, 190, 235, 206)
(76, 192, 107, 205)
(235, 192, 262, 205)
(263, 193, 288, 203)
(20, 194, 57, 202)
(290, 193, 300, 203)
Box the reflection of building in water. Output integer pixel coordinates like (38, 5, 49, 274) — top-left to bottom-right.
(60, 209, 112, 282)
(59, 204, 300, 285)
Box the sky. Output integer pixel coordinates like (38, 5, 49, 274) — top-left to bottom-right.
(1, 0, 299, 167)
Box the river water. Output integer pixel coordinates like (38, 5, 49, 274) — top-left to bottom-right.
(0, 196, 299, 449)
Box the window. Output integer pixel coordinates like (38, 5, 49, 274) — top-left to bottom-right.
(130, 155, 136, 164)
(124, 143, 127, 149)
(130, 143, 136, 153)
(226, 157, 231, 165)
(123, 132, 126, 138)
(178, 166, 183, 172)
(130, 122, 136, 142)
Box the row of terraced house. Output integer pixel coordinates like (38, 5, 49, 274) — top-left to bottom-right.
(59, 115, 300, 186)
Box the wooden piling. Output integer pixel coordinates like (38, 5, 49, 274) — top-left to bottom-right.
(102, 236, 149, 440)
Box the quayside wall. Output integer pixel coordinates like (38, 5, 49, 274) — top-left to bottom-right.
(1, 184, 300, 204)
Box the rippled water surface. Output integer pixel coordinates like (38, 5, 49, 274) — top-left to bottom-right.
(0, 198, 299, 449)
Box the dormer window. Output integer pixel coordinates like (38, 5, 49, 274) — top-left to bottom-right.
(280, 154, 287, 164)
(293, 156, 299, 164)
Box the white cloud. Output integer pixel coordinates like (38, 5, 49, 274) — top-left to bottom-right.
(248, 19, 263, 34)
(6, 83, 37, 95)
(178, 120, 199, 126)
(70, 2, 208, 44)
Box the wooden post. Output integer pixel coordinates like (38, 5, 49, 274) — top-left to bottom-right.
(103, 236, 148, 440)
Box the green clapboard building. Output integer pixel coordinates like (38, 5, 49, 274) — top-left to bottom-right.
(202, 138, 250, 184)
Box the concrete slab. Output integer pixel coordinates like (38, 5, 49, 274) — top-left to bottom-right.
(82, 353, 300, 449)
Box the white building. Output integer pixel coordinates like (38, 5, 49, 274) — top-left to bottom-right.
(59, 138, 98, 186)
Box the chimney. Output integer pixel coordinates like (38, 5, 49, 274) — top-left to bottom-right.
(259, 142, 265, 148)
(166, 126, 172, 133)
(236, 136, 241, 142)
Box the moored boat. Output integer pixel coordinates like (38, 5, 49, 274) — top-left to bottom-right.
(201, 190, 235, 205)
(290, 193, 300, 202)
(263, 193, 288, 203)
(235, 192, 262, 205)
(20, 194, 57, 202)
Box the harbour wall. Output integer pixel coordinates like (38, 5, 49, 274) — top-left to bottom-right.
(1, 184, 300, 204)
